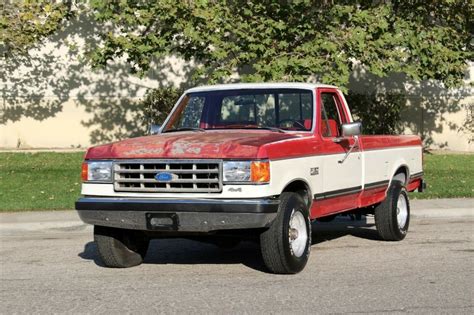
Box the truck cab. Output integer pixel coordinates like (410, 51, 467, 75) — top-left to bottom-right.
(76, 83, 424, 274)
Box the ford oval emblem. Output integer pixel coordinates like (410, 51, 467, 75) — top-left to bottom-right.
(155, 172, 174, 182)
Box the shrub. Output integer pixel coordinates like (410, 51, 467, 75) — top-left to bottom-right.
(140, 86, 184, 128)
(346, 92, 406, 135)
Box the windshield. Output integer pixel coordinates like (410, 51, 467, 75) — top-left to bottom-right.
(163, 89, 314, 132)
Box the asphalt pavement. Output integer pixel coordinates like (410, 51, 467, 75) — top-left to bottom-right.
(0, 199, 473, 314)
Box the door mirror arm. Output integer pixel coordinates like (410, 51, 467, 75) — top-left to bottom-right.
(338, 135, 359, 164)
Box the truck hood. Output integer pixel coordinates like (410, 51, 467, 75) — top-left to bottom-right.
(85, 130, 306, 160)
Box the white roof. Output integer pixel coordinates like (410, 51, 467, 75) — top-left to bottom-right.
(185, 82, 337, 93)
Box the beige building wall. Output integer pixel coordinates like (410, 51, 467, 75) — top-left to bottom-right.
(429, 106, 473, 152)
(1, 15, 472, 151)
(1, 14, 190, 149)
(1, 100, 91, 148)
(348, 64, 473, 152)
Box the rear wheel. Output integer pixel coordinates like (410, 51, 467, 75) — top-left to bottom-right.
(94, 226, 149, 268)
(260, 192, 311, 274)
(375, 181, 410, 241)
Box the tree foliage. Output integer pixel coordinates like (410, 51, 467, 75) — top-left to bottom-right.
(0, 0, 73, 57)
(140, 86, 184, 126)
(88, 0, 473, 90)
(1, 1, 472, 143)
(347, 92, 406, 135)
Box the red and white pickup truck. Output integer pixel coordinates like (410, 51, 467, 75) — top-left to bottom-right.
(76, 83, 424, 274)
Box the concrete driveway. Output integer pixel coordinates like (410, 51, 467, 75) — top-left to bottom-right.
(0, 200, 473, 314)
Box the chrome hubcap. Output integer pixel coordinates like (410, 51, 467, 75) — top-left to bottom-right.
(289, 210, 307, 257)
(397, 193, 408, 229)
(289, 228, 299, 240)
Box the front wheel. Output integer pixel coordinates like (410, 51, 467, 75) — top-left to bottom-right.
(260, 192, 311, 274)
(94, 226, 150, 268)
(375, 181, 410, 241)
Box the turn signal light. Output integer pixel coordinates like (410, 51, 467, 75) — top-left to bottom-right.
(251, 161, 270, 183)
(81, 162, 88, 181)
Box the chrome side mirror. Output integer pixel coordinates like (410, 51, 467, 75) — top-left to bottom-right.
(149, 124, 162, 135)
(337, 122, 362, 164)
(341, 122, 362, 137)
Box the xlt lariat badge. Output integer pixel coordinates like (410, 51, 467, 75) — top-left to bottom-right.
(310, 167, 319, 175)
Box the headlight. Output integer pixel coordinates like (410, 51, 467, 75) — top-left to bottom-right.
(223, 161, 270, 183)
(223, 161, 251, 182)
(81, 161, 113, 182)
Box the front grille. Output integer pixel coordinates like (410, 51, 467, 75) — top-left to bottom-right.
(114, 160, 222, 193)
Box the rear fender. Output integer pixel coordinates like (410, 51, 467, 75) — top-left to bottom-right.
(387, 161, 410, 190)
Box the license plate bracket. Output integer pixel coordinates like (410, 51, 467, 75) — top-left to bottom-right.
(146, 213, 179, 231)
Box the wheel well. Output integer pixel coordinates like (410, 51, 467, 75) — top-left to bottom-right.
(393, 166, 408, 186)
(282, 180, 312, 208)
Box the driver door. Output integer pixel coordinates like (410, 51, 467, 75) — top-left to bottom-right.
(316, 89, 362, 214)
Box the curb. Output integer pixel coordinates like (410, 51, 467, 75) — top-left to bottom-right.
(0, 210, 87, 234)
(410, 208, 473, 218)
(0, 222, 90, 234)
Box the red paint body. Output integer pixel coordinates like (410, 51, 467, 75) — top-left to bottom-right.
(312, 193, 361, 217)
(85, 87, 423, 219)
(85, 131, 420, 161)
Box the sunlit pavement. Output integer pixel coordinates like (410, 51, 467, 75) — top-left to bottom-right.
(1, 214, 473, 314)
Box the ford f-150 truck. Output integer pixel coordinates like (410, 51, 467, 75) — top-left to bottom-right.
(76, 83, 424, 274)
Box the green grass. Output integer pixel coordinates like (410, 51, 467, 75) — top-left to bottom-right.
(409, 153, 474, 199)
(0, 152, 84, 211)
(0, 152, 472, 211)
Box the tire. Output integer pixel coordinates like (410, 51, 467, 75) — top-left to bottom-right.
(375, 181, 410, 241)
(260, 192, 311, 274)
(94, 225, 150, 268)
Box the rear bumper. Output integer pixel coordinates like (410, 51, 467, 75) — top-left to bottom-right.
(408, 172, 426, 193)
(75, 197, 279, 232)
(418, 179, 427, 192)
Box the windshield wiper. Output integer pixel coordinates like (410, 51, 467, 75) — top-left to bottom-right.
(162, 127, 206, 133)
(251, 126, 286, 133)
(215, 125, 287, 133)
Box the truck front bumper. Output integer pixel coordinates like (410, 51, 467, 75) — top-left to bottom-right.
(75, 197, 279, 232)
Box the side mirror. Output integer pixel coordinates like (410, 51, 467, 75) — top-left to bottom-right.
(341, 122, 362, 137)
(338, 122, 362, 163)
(149, 124, 162, 135)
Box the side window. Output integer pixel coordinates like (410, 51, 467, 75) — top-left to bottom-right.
(320, 93, 344, 137)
